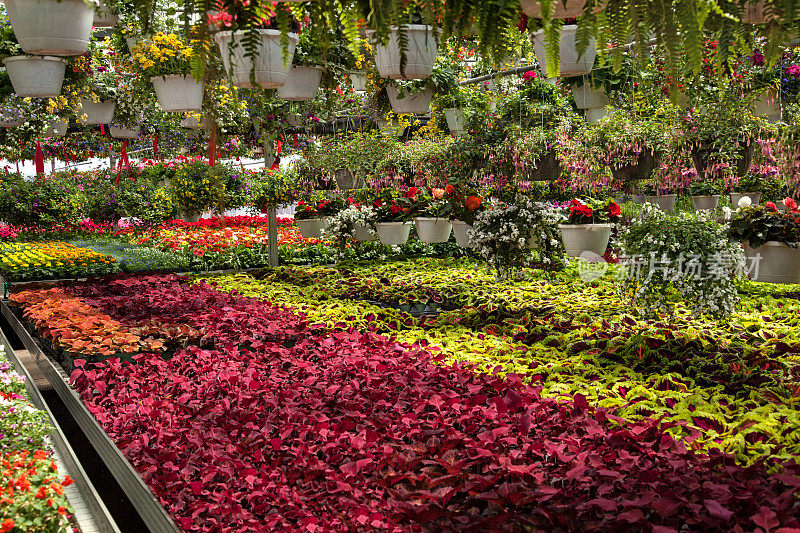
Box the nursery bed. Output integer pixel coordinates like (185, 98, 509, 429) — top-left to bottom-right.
(0, 299, 179, 533)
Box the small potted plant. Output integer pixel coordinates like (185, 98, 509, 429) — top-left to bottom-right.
(75, 47, 119, 125)
(294, 200, 325, 239)
(374, 188, 419, 246)
(444, 182, 483, 248)
(414, 188, 453, 244)
(1, 17, 67, 98)
(131, 32, 203, 112)
(325, 201, 378, 244)
(729, 198, 800, 284)
(109, 77, 142, 139)
(729, 173, 763, 206)
(560, 197, 621, 257)
(688, 178, 723, 211)
(277, 31, 324, 102)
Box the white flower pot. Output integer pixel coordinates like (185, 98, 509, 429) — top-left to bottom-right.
(691, 195, 720, 211)
(753, 88, 781, 121)
(730, 192, 761, 206)
(180, 212, 201, 223)
(215, 30, 299, 89)
(559, 224, 612, 257)
(521, 0, 605, 18)
(443, 108, 466, 135)
(452, 220, 472, 248)
(571, 84, 609, 109)
(386, 85, 433, 114)
(533, 25, 597, 77)
(350, 73, 368, 91)
(414, 217, 452, 243)
(366, 25, 438, 80)
(41, 119, 67, 138)
(277, 66, 323, 101)
(93, 0, 119, 27)
(297, 218, 325, 239)
(647, 194, 677, 211)
(744, 241, 800, 284)
(109, 125, 140, 139)
(180, 115, 203, 129)
(585, 107, 609, 124)
(376, 221, 412, 246)
(0, 119, 23, 128)
(125, 36, 140, 53)
(353, 223, 377, 242)
(151, 75, 204, 112)
(3, 56, 67, 97)
(5, 0, 93, 56)
(378, 119, 405, 138)
(631, 194, 648, 203)
(79, 99, 115, 125)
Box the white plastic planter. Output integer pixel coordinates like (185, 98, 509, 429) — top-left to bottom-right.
(366, 25, 438, 80)
(443, 108, 466, 135)
(753, 88, 781, 121)
(414, 218, 452, 244)
(571, 84, 609, 110)
(0, 118, 23, 128)
(180, 213, 201, 223)
(585, 107, 609, 124)
(297, 218, 325, 239)
(79, 99, 115, 125)
(93, 0, 119, 27)
(353, 224, 377, 242)
(335, 169, 357, 190)
(691, 195, 720, 211)
(5, 0, 93, 56)
(350, 73, 368, 92)
(730, 192, 762, 206)
(109, 125, 140, 139)
(180, 116, 203, 129)
(215, 30, 299, 89)
(533, 25, 596, 77)
(521, 0, 605, 18)
(378, 119, 405, 138)
(452, 220, 472, 248)
(744, 241, 800, 284)
(386, 85, 433, 114)
(125, 36, 140, 53)
(4, 56, 67, 97)
(559, 224, 612, 257)
(151, 75, 204, 112)
(647, 194, 677, 211)
(277, 66, 323, 101)
(376, 221, 412, 246)
(41, 119, 67, 138)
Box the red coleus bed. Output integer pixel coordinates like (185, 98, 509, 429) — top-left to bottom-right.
(72, 329, 800, 532)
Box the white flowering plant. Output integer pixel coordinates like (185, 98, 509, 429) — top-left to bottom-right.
(325, 204, 378, 247)
(619, 202, 745, 318)
(471, 199, 566, 280)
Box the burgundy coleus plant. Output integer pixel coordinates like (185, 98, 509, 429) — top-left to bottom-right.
(72, 329, 800, 532)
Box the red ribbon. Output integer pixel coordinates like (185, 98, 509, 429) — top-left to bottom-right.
(293, 134, 298, 147)
(152, 135, 159, 159)
(100, 124, 105, 135)
(208, 128, 217, 166)
(276, 138, 283, 155)
(34, 141, 44, 177)
(121, 139, 130, 171)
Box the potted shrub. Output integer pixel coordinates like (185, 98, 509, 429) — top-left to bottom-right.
(4, 0, 93, 56)
(325, 203, 378, 244)
(729, 198, 800, 283)
(374, 188, 418, 246)
(277, 31, 324, 101)
(688, 178, 723, 211)
(444, 182, 483, 248)
(213, 9, 299, 89)
(414, 188, 452, 244)
(729, 173, 762, 206)
(78, 70, 118, 125)
(560, 197, 620, 257)
(131, 33, 203, 112)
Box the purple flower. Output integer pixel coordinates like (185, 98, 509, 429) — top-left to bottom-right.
(788, 64, 800, 79)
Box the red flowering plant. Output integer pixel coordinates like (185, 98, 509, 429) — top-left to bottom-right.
(293, 200, 320, 221)
(415, 187, 453, 219)
(443, 181, 484, 225)
(565, 198, 621, 225)
(729, 197, 800, 248)
(374, 187, 421, 222)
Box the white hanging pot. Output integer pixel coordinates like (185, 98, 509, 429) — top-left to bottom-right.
(5, 0, 93, 56)
(571, 84, 609, 110)
(0, 118, 23, 128)
(285, 114, 302, 127)
(353, 223, 377, 242)
(559, 224, 612, 257)
(533, 25, 596, 77)
(378, 119, 405, 138)
(151, 75, 204, 112)
(753, 88, 781, 121)
(451, 220, 473, 248)
(690, 195, 721, 211)
(93, 0, 119, 27)
(386, 85, 433, 114)
(277, 66, 323, 101)
(124, 36, 141, 53)
(350, 73, 368, 91)
(180, 116, 203, 129)
(520, 0, 606, 18)
(296, 218, 325, 239)
(376, 221, 412, 246)
(414, 217, 452, 244)
(3, 56, 67, 97)
(744, 241, 800, 284)
(79, 99, 116, 125)
(443, 108, 466, 135)
(109, 125, 140, 139)
(366, 25, 439, 80)
(647, 194, 677, 211)
(730, 192, 762, 206)
(215, 30, 299, 89)
(585, 107, 609, 124)
(41, 119, 67, 138)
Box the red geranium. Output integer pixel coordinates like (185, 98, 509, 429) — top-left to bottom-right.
(579, 205, 593, 218)
(784, 197, 798, 211)
(607, 202, 621, 219)
(406, 187, 420, 199)
(390, 204, 400, 214)
(766, 201, 778, 212)
(444, 184, 455, 195)
(464, 195, 482, 211)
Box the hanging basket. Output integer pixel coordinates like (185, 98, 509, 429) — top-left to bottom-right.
(443, 108, 466, 135)
(0, 118, 23, 128)
(93, 0, 119, 27)
(585, 107, 609, 124)
(277, 66, 323, 101)
(366, 25, 439, 80)
(79, 99, 116, 125)
(215, 30, 299, 89)
(647, 194, 678, 211)
(376, 222, 412, 246)
(350, 73, 368, 91)
(4, 56, 67, 97)
(610, 151, 661, 182)
(109, 125, 140, 139)
(386, 85, 433, 114)
(753, 88, 781, 121)
(452, 220, 473, 248)
(521, 0, 605, 18)
(571, 83, 609, 110)
(744, 241, 800, 283)
(5, 0, 93, 56)
(414, 218, 453, 243)
(559, 224, 612, 257)
(151, 75, 204, 112)
(533, 25, 596, 77)
(691, 141, 755, 179)
(691, 195, 721, 211)
(529, 149, 562, 181)
(41, 119, 67, 138)
(180, 116, 203, 129)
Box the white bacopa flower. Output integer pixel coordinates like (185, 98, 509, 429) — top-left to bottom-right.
(722, 206, 732, 220)
(737, 196, 752, 208)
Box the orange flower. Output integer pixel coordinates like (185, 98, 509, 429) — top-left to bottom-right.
(62, 475, 73, 487)
(464, 195, 482, 211)
(1, 518, 14, 532)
